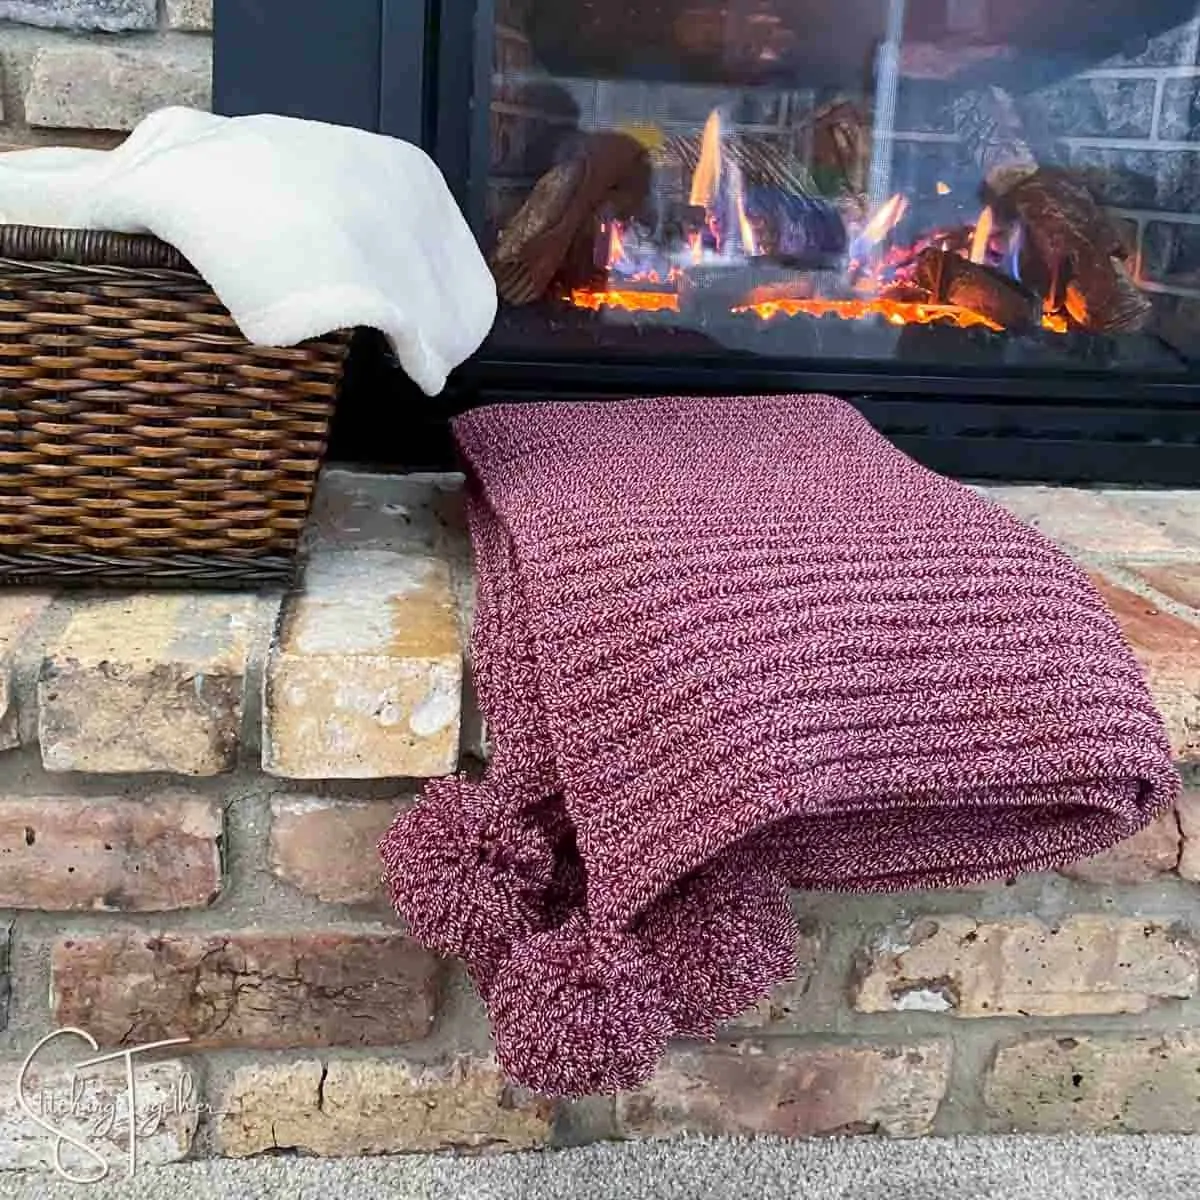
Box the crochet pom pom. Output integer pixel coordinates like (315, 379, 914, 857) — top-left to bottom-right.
(487, 913, 673, 1096)
(379, 777, 556, 975)
(638, 858, 797, 1038)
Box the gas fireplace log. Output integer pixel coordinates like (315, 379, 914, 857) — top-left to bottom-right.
(491, 132, 651, 305)
(913, 248, 1041, 331)
(952, 90, 1152, 335)
(1006, 169, 1152, 334)
(660, 131, 818, 199)
(1064, 256, 1153, 335)
(809, 100, 870, 204)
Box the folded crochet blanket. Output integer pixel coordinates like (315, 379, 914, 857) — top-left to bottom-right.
(380, 394, 1178, 1096)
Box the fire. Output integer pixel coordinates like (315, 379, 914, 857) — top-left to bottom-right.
(570, 288, 678, 313)
(969, 207, 994, 265)
(850, 193, 909, 261)
(862, 194, 909, 243)
(733, 171, 758, 256)
(690, 110, 722, 210)
(606, 223, 625, 271)
(570, 128, 1075, 338)
(734, 296, 1003, 332)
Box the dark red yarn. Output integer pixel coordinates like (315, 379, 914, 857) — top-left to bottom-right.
(379, 393, 1178, 1096)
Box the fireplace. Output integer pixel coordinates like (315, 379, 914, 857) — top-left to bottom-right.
(213, 0, 1200, 483)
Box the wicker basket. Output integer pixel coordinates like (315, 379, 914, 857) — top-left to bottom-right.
(0, 224, 351, 588)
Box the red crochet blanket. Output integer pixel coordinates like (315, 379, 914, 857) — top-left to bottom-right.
(380, 394, 1178, 1096)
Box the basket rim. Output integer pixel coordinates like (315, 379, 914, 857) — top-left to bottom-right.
(0, 223, 194, 272)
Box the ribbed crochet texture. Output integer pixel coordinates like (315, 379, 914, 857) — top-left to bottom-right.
(379, 394, 1178, 1097)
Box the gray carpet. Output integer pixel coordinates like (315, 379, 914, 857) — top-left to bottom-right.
(1, 1136, 1199, 1199)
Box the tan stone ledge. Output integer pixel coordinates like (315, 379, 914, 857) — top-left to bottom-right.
(0, 473, 1190, 783)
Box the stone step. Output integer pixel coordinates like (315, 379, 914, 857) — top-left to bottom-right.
(0, 471, 1194, 782)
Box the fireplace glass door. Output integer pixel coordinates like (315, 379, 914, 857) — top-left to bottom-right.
(476, 0, 1200, 383)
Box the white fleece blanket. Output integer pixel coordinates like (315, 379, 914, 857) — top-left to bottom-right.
(0, 106, 496, 395)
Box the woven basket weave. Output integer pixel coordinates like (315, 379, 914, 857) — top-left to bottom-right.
(0, 224, 351, 588)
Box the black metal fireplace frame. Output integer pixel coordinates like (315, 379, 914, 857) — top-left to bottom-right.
(213, 0, 1200, 484)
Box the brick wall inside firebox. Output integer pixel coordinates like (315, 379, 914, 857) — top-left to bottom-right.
(892, 15, 1200, 334)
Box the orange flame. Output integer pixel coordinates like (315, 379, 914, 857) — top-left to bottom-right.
(732, 168, 758, 256)
(688, 232, 703, 264)
(606, 223, 625, 271)
(936, 181, 952, 196)
(969, 207, 994, 265)
(855, 193, 909, 253)
(690, 110, 722, 210)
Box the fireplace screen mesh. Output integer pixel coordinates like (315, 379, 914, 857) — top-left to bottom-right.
(482, 0, 1200, 377)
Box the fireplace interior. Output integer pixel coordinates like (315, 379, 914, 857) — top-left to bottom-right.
(213, 0, 1200, 482)
(484, 0, 1200, 380)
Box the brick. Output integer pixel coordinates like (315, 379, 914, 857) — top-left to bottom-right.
(0, 793, 222, 911)
(0, 0, 155, 29)
(1071, 147, 1200, 215)
(263, 552, 462, 779)
(270, 796, 402, 905)
(0, 1057, 196, 1172)
(0, 593, 52, 751)
(853, 916, 1197, 1018)
(164, 0, 211, 29)
(617, 1041, 951, 1139)
(1177, 791, 1200, 881)
(215, 1057, 554, 1157)
(1060, 809, 1181, 885)
(1125, 564, 1200, 613)
(303, 470, 468, 561)
(1143, 221, 1200, 288)
(1026, 78, 1157, 139)
(25, 41, 211, 132)
(51, 930, 438, 1050)
(985, 1033, 1200, 1133)
(1089, 574, 1200, 762)
(1161, 78, 1200, 142)
(725, 926, 824, 1030)
(987, 487, 1194, 555)
(39, 594, 273, 776)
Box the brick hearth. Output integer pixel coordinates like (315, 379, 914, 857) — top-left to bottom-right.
(0, 470, 1198, 1168)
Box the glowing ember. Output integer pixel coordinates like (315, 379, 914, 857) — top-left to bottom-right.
(936, 181, 952, 196)
(969, 207, 994, 265)
(570, 288, 679, 313)
(734, 297, 1003, 331)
